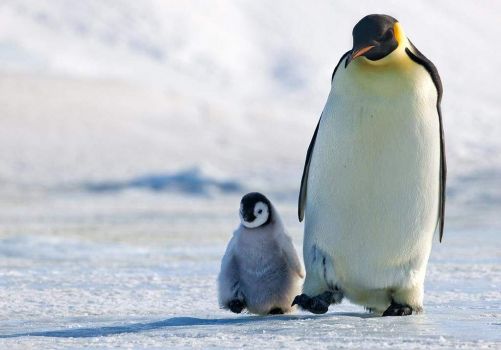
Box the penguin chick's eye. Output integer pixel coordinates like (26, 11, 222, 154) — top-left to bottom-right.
(241, 201, 269, 228)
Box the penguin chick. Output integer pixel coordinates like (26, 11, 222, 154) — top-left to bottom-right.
(218, 192, 304, 315)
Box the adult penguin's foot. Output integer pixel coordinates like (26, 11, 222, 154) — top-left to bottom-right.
(292, 291, 336, 314)
(382, 300, 413, 316)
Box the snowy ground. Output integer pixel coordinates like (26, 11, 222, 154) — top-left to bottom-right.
(0, 193, 499, 349)
(1, 0, 501, 348)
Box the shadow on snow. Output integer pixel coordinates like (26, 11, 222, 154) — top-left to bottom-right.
(0, 313, 375, 339)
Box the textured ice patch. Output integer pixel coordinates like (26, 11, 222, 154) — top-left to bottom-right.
(83, 167, 242, 195)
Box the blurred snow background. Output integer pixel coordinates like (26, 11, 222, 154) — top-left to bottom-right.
(0, 0, 500, 348)
(1, 0, 500, 222)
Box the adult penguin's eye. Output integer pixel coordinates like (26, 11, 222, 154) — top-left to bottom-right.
(381, 29, 393, 41)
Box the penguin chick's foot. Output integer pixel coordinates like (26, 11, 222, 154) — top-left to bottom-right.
(382, 301, 413, 317)
(269, 308, 284, 315)
(228, 299, 246, 314)
(292, 291, 336, 314)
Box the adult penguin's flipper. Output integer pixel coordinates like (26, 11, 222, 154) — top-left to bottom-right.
(405, 41, 446, 242)
(298, 120, 320, 222)
(298, 51, 351, 222)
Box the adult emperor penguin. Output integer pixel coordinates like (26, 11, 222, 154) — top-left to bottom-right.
(293, 14, 446, 316)
(218, 192, 304, 315)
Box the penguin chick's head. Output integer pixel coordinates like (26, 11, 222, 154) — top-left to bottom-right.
(239, 192, 272, 229)
(346, 14, 404, 65)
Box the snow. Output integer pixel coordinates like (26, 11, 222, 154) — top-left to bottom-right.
(0, 0, 500, 348)
(1, 0, 501, 205)
(0, 194, 499, 348)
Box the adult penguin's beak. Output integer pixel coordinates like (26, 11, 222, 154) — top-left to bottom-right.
(346, 45, 375, 66)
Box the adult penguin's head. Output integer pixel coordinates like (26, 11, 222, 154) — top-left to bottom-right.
(346, 14, 406, 66)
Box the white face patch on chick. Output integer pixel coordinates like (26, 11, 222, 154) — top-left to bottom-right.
(240, 201, 270, 229)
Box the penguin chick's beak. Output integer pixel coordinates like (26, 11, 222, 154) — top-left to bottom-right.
(241, 210, 255, 223)
(346, 45, 375, 66)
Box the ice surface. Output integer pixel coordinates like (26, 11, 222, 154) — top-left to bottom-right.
(0, 0, 500, 348)
(0, 194, 499, 349)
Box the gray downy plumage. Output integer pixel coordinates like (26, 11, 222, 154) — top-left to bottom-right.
(218, 193, 304, 315)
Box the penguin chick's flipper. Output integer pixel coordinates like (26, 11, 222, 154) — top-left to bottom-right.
(382, 300, 413, 317)
(228, 299, 246, 314)
(269, 308, 284, 315)
(292, 291, 337, 314)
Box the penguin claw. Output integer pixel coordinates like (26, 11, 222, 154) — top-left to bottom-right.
(292, 294, 307, 307)
(228, 299, 246, 314)
(382, 302, 413, 317)
(292, 293, 329, 314)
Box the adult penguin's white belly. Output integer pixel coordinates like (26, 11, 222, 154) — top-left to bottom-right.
(305, 58, 440, 298)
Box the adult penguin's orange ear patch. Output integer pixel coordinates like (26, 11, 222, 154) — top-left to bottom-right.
(393, 22, 405, 46)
